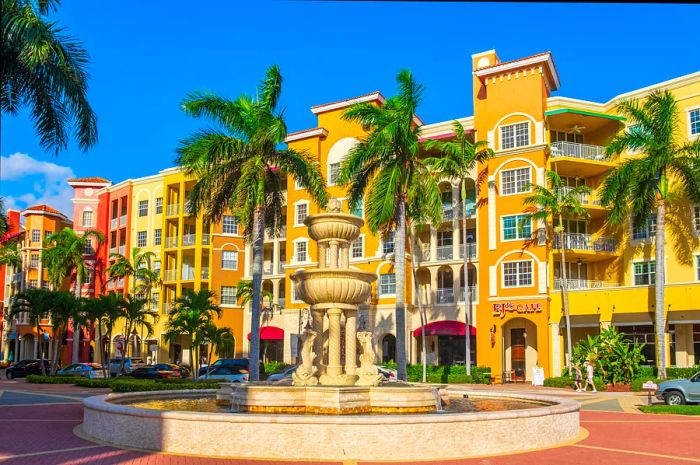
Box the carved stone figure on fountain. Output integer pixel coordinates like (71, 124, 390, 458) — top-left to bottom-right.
(292, 328, 319, 386)
(355, 331, 383, 386)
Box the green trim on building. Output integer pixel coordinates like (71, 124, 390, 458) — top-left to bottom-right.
(544, 108, 626, 121)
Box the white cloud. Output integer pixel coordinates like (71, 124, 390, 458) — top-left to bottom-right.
(1, 152, 75, 217)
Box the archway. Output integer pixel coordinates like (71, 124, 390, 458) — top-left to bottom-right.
(502, 318, 539, 381)
(381, 334, 396, 363)
(436, 266, 454, 304)
(20, 334, 34, 360)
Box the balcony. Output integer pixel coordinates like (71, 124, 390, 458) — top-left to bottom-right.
(459, 286, 478, 303)
(460, 243, 478, 260)
(165, 237, 178, 249)
(117, 278, 124, 288)
(162, 303, 172, 314)
(111, 218, 118, 230)
(561, 187, 601, 206)
(166, 204, 179, 216)
(17, 312, 30, 325)
(182, 234, 196, 247)
(442, 206, 455, 221)
(420, 245, 431, 261)
(120, 215, 127, 226)
(550, 141, 606, 161)
(279, 261, 285, 274)
(553, 233, 618, 253)
(553, 278, 620, 290)
(265, 226, 287, 240)
(435, 288, 455, 304)
(118, 245, 125, 255)
(201, 234, 210, 246)
(437, 245, 453, 261)
(181, 268, 195, 281)
(263, 262, 273, 275)
(163, 269, 177, 282)
(201, 267, 210, 280)
(277, 298, 285, 310)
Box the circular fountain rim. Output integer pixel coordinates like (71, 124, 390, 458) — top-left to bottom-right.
(303, 213, 364, 227)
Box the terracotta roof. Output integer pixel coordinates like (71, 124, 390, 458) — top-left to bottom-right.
(67, 177, 111, 184)
(25, 204, 63, 215)
(475, 51, 551, 71)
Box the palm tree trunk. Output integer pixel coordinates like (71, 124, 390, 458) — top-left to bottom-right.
(72, 274, 83, 364)
(655, 200, 667, 380)
(96, 323, 106, 379)
(119, 322, 130, 375)
(190, 335, 196, 380)
(394, 198, 408, 382)
(249, 206, 265, 381)
(558, 218, 573, 377)
(461, 178, 471, 376)
(37, 323, 46, 376)
(409, 234, 427, 383)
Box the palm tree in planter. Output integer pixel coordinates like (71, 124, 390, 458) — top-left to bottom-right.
(164, 289, 221, 379)
(78, 294, 125, 378)
(600, 90, 700, 380)
(424, 121, 493, 375)
(177, 65, 328, 380)
(1, 0, 98, 154)
(117, 295, 157, 375)
(522, 170, 591, 375)
(10, 289, 55, 375)
(339, 69, 433, 381)
(46, 291, 78, 375)
(199, 322, 234, 380)
(42, 227, 104, 363)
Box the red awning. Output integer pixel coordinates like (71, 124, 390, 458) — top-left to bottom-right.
(413, 320, 476, 337)
(247, 326, 284, 341)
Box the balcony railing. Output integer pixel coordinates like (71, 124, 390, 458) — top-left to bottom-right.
(263, 262, 273, 275)
(117, 278, 124, 287)
(265, 225, 287, 240)
(561, 187, 601, 206)
(459, 286, 478, 303)
(182, 234, 196, 246)
(111, 218, 118, 230)
(181, 268, 195, 280)
(553, 278, 620, 290)
(201, 234, 210, 246)
(420, 245, 431, 261)
(17, 312, 30, 325)
(118, 245, 125, 255)
(165, 237, 178, 248)
(460, 243, 478, 260)
(442, 206, 454, 221)
(163, 269, 177, 281)
(437, 245, 453, 260)
(435, 288, 455, 304)
(201, 267, 210, 280)
(553, 233, 618, 253)
(120, 214, 127, 225)
(162, 303, 172, 314)
(166, 204, 179, 216)
(550, 141, 606, 161)
(278, 261, 285, 274)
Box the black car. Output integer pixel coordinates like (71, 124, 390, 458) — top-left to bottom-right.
(154, 363, 191, 379)
(198, 358, 266, 379)
(5, 359, 52, 379)
(130, 365, 178, 380)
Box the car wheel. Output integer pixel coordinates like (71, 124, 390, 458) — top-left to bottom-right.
(665, 391, 685, 406)
(6, 371, 13, 379)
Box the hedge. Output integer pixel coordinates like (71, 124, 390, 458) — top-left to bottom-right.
(264, 362, 289, 375)
(403, 364, 492, 384)
(544, 376, 606, 391)
(73, 378, 113, 388)
(26, 375, 77, 384)
(110, 379, 219, 392)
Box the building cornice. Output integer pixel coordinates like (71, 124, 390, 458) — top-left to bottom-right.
(285, 127, 328, 143)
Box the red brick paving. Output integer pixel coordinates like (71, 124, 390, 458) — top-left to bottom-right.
(1, 380, 699, 465)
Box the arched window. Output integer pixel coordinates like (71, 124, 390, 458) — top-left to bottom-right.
(381, 334, 396, 363)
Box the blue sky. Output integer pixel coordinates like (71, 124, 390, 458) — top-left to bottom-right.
(2, 1, 698, 216)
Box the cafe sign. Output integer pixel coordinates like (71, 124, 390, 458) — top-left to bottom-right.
(493, 302, 543, 319)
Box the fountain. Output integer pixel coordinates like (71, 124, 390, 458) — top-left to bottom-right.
(80, 199, 581, 461)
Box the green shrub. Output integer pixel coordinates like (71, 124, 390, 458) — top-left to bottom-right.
(572, 326, 646, 385)
(639, 405, 700, 415)
(73, 378, 114, 388)
(667, 366, 700, 379)
(544, 376, 605, 391)
(26, 375, 76, 384)
(264, 361, 289, 376)
(631, 377, 662, 392)
(110, 379, 218, 392)
(403, 364, 491, 384)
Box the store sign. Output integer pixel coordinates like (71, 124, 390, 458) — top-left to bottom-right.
(492, 302, 543, 319)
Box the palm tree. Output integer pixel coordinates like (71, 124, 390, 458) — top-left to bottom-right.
(45, 291, 77, 375)
(0, 197, 11, 237)
(1, 0, 97, 154)
(339, 69, 430, 381)
(522, 170, 591, 375)
(99, 293, 127, 376)
(164, 289, 221, 379)
(600, 90, 700, 380)
(42, 227, 104, 364)
(424, 121, 493, 375)
(106, 247, 157, 296)
(199, 322, 234, 380)
(78, 294, 124, 378)
(10, 289, 54, 374)
(176, 66, 328, 380)
(117, 295, 157, 375)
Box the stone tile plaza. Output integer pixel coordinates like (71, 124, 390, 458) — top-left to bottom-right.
(1, 1, 699, 463)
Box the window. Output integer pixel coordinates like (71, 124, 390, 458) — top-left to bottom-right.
(351, 237, 364, 259)
(694, 206, 700, 234)
(29, 279, 38, 289)
(632, 215, 656, 240)
(222, 215, 238, 235)
(633, 261, 656, 286)
(221, 250, 238, 270)
(351, 199, 363, 218)
(153, 260, 161, 277)
(500, 122, 529, 150)
(155, 197, 163, 214)
(30, 254, 39, 268)
(82, 210, 93, 227)
(41, 281, 50, 290)
(295, 203, 308, 226)
(137, 231, 147, 247)
(690, 109, 700, 136)
(378, 273, 396, 295)
(550, 130, 583, 144)
(152, 292, 159, 311)
(138, 200, 148, 217)
(696, 255, 700, 281)
(328, 162, 341, 185)
(44, 230, 52, 239)
(502, 215, 532, 241)
(86, 269, 94, 285)
(32, 229, 40, 243)
(83, 241, 94, 255)
(382, 231, 395, 255)
(221, 286, 237, 305)
(502, 261, 533, 287)
(154, 228, 162, 246)
(501, 167, 531, 195)
(295, 241, 308, 263)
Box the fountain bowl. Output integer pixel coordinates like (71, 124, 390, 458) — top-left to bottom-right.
(81, 387, 580, 461)
(291, 268, 376, 307)
(304, 213, 364, 243)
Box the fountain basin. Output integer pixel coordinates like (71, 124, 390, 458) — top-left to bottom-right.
(291, 268, 375, 307)
(304, 213, 364, 242)
(82, 388, 580, 461)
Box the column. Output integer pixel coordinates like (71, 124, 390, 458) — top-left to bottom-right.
(344, 309, 357, 376)
(272, 279, 280, 311)
(430, 267, 438, 306)
(550, 323, 562, 377)
(244, 243, 252, 277)
(318, 243, 328, 268)
(312, 309, 325, 372)
(340, 243, 350, 269)
(451, 264, 461, 304)
(329, 240, 339, 268)
(430, 227, 437, 262)
(273, 239, 280, 275)
(452, 185, 461, 258)
(326, 308, 343, 376)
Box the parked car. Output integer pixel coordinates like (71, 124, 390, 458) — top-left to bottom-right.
(656, 371, 700, 405)
(109, 357, 145, 377)
(377, 365, 397, 382)
(154, 363, 191, 379)
(267, 365, 298, 382)
(130, 365, 179, 380)
(5, 359, 52, 379)
(198, 358, 266, 379)
(57, 363, 106, 379)
(198, 365, 249, 383)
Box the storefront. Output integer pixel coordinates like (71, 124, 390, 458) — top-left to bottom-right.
(248, 326, 284, 363)
(413, 320, 476, 366)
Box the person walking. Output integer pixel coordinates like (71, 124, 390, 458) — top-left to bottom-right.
(574, 364, 583, 392)
(583, 361, 597, 393)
